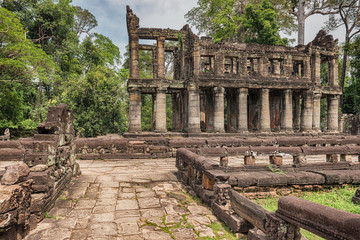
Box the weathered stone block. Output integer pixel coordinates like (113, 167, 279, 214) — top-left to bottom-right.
(0, 148, 25, 161)
(1, 162, 30, 185)
(26, 169, 54, 193)
(326, 154, 339, 163)
(220, 157, 228, 167)
(202, 173, 215, 190)
(340, 154, 352, 162)
(353, 188, 360, 204)
(269, 155, 283, 166)
(293, 153, 307, 165)
(211, 202, 253, 233)
(24, 152, 56, 167)
(244, 156, 256, 165)
(188, 165, 195, 181)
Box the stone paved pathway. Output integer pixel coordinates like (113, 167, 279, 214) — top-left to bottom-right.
(24, 159, 238, 240)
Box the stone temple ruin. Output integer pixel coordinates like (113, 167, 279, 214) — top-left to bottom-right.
(127, 6, 340, 134)
(1, 6, 360, 240)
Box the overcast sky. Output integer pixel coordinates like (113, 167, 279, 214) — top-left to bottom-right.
(72, 0, 345, 62)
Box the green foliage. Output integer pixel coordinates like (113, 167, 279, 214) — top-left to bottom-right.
(209, 0, 243, 42)
(141, 94, 153, 131)
(0, 7, 58, 128)
(343, 37, 360, 114)
(82, 33, 121, 70)
(0, 8, 58, 83)
(256, 185, 360, 240)
(240, 0, 288, 45)
(73, 5, 97, 37)
(59, 66, 129, 137)
(185, 0, 295, 43)
(267, 163, 286, 174)
(1, 1, 129, 137)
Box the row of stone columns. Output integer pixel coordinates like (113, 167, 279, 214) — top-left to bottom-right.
(129, 87, 339, 133)
(187, 87, 339, 133)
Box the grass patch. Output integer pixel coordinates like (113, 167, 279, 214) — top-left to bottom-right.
(255, 185, 360, 240)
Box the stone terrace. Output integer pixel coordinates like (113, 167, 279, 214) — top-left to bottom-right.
(21, 159, 240, 240)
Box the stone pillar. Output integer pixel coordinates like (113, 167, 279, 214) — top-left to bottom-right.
(312, 92, 321, 132)
(273, 60, 281, 75)
(312, 51, 321, 84)
(260, 89, 271, 132)
(215, 55, 225, 75)
(300, 90, 313, 132)
(214, 87, 225, 133)
(155, 88, 167, 132)
(281, 89, 293, 132)
(329, 57, 338, 87)
(128, 88, 141, 132)
(187, 85, 201, 133)
(237, 88, 248, 133)
(152, 49, 158, 79)
(171, 94, 177, 130)
(157, 37, 165, 79)
(327, 95, 339, 132)
(294, 93, 301, 131)
(129, 37, 139, 78)
(339, 114, 345, 133)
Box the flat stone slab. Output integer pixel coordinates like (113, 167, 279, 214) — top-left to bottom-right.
(23, 159, 237, 239)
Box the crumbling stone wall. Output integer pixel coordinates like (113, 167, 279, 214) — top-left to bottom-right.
(126, 6, 341, 135)
(176, 147, 360, 238)
(0, 104, 79, 240)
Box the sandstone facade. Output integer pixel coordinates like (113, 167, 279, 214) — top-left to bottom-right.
(126, 6, 341, 134)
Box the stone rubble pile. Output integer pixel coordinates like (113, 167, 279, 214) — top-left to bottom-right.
(0, 104, 80, 240)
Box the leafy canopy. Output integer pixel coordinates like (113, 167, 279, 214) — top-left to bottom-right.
(186, 0, 293, 44)
(241, 0, 288, 45)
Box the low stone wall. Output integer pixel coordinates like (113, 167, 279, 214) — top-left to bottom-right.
(0, 104, 79, 240)
(176, 147, 360, 237)
(225, 189, 360, 239)
(74, 134, 360, 160)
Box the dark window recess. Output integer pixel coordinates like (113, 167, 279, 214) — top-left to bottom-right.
(200, 56, 215, 73)
(224, 57, 239, 74)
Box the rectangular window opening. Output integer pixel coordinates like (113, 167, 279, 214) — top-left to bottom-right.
(201, 56, 215, 73)
(224, 57, 239, 74)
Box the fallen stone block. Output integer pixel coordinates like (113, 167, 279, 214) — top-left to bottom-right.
(26, 169, 54, 193)
(0, 148, 25, 161)
(1, 162, 30, 185)
(211, 202, 253, 233)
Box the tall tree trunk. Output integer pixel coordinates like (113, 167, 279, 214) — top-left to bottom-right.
(298, 0, 305, 45)
(340, 47, 348, 108)
(38, 81, 43, 122)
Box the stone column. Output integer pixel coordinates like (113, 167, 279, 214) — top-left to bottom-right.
(129, 37, 139, 79)
(327, 95, 339, 132)
(281, 89, 293, 132)
(157, 37, 165, 79)
(312, 92, 321, 132)
(128, 88, 141, 132)
(294, 93, 301, 131)
(329, 57, 338, 87)
(260, 89, 271, 132)
(300, 90, 313, 132)
(187, 85, 201, 133)
(214, 87, 225, 133)
(237, 88, 248, 133)
(312, 51, 321, 84)
(154, 88, 167, 132)
(273, 60, 281, 75)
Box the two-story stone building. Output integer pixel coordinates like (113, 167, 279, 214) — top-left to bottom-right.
(126, 6, 340, 134)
